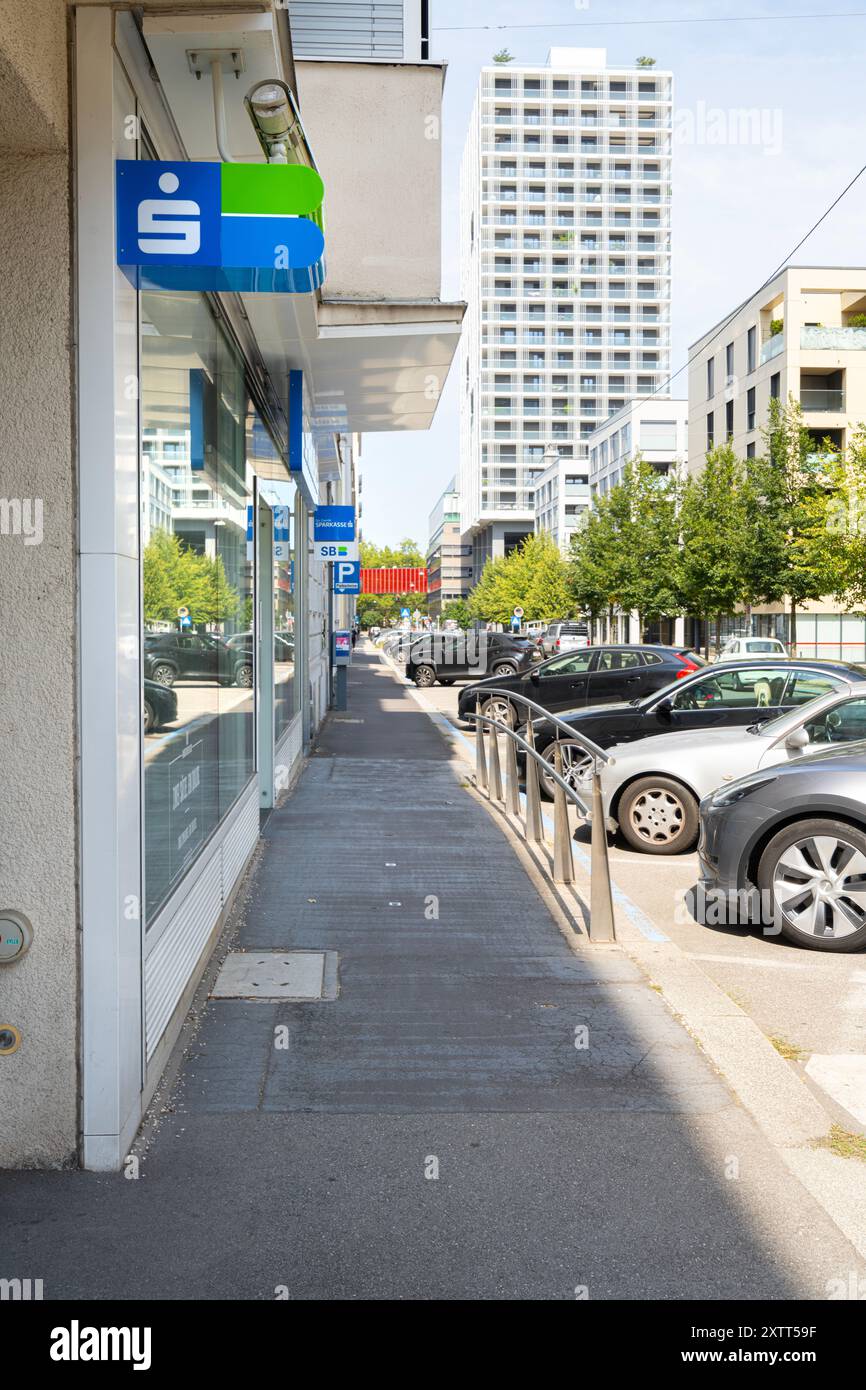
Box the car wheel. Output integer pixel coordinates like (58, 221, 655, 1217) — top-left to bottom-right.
(491, 662, 517, 679)
(618, 776, 699, 854)
(481, 694, 515, 729)
(151, 662, 175, 687)
(413, 665, 436, 688)
(539, 739, 593, 800)
(757, 818, 866, 952)
(143, 699, 155, 734)
(235, 663, 254, 688)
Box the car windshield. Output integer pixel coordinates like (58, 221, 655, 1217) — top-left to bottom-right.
(750, 689, 835, 737)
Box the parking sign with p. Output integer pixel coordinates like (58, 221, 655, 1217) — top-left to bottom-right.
(333, 560, 361, 595)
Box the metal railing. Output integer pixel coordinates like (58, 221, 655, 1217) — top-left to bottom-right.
(471, 689, 616, 942)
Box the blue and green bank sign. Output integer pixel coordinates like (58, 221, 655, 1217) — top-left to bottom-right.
(116, 160, 325, 293)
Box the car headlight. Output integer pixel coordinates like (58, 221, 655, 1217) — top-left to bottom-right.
(709, 774, 778, 809)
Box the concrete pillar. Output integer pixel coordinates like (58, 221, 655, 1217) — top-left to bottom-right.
(0, 4, 77, 1166)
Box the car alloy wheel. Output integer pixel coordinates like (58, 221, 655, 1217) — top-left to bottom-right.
(540, 739, 592, 800)
(151, 663, 175, 687)
(414, 664, 436, 688)
(235, 663, 254, 688)
(619, 776, 699, 854)
(758, 819, 866, 951)
(491, 662, 517, 678)
(143, 700, 154, 733)
(481, 695, 515, 728)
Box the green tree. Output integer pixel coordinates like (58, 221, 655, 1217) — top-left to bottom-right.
(522, 533, 572, 621)
(493, 48, 514, 63)
(440, 599, 472, 629)
(741, 398, 848, 648)
(678, 444, 748, 653)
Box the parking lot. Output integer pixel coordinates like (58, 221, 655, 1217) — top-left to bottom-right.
(385, 648, 866, 1127)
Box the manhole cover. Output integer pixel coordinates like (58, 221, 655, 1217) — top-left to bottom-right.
(211, 951, 327, 1001)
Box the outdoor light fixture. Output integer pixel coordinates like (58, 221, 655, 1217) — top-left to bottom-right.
(245, 79, 304, 165)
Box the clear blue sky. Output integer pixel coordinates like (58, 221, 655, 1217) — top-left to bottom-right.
(358, 0, 866, 549)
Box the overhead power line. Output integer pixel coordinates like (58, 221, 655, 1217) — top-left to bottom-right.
(435, 10, 866, 33)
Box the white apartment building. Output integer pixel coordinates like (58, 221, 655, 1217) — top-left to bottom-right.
(589, 396, 687, 497)
(459, 47, 673, 581)
(688, 266, 866, 657)
(533, 445, 592, 552)
(426, 477, 473, 619)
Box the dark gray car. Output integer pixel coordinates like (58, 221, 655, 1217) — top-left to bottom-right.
(698, 741, 866, 952)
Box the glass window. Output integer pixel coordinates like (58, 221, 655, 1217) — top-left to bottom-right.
(141, 291, 254, 924)
(541, 651, 593, 675)
(673, 668, 787, 710)
(784, 670, 843, 705)
(252, 416, 298, 743)
(801, 696, 866, 745)
(598, 649, 641, 670)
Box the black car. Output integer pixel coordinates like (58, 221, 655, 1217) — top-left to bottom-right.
(698, 741, 866, 952)
(458, 644, 705, 726)
(143, 678, 177, 734)
(407, 630, 537, 688)
(143, 632, 253, 688)
(521, 658, 866, 797)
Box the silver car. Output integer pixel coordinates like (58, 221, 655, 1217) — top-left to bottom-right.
(580, 686, 866, 854)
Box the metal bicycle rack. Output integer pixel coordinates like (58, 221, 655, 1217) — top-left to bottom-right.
(471, 689, 617, 943)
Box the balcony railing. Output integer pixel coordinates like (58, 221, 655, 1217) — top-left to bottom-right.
(800, 388, 845, 412)
(759, 333, 785, 364)
(801, 325, 866, 351)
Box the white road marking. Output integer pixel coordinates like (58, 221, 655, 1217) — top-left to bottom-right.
(805, 1054, 866, 1126)
(687, 951, 810, 970)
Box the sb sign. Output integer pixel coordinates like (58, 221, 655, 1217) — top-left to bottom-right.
(116, 160, 325, 294)
(333, 560, 361, 595)
(315, 540, 359, 562)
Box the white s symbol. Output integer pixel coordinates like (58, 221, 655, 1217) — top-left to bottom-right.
(137, 171, 201, 255)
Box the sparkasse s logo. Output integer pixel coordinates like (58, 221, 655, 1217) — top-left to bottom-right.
(50, 1320, 152, 1371)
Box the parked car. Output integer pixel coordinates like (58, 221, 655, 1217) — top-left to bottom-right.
(698, 743, 866, 952)
(539, 620, 591, 657)
(521, 659, 866, 797)
(458, 644, 705, 728)
(579, 684, 866, 856)
(224, 630, 294, 662)
(143, 632, 253, 688)
(143, 678, 177, 734)
(407, 631, 537, 688)
(715, 636, 787, 661)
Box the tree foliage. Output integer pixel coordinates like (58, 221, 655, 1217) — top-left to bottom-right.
(143, 529, 240, 628)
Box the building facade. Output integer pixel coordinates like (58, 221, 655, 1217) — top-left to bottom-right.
(588, 396, 687, 497)
(426, 479, 472, 619)
(0, 0, 461, 1170)
(533, 446, 592, 552)
(459, 47, 672, 580)
(688, 266, 866, 657)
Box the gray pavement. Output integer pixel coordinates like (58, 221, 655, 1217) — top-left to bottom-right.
(1, 649, 863, 1300)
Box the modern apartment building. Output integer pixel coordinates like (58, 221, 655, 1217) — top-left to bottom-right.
(426, 478, 473, 619)
(533, 445, 592, 552)
(688, 267, 866, 657)
(589, 396, 687, 497)
(459, 47, 672, 581)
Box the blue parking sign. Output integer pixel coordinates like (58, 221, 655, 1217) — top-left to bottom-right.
(333, 560, 361, 595)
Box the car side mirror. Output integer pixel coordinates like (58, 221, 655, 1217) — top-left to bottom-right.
(530, 668, 540, 684)
(785, 726, 810, 753)
(655, 697, 673, 719)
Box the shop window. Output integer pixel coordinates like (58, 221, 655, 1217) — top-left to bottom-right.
(140, 291, 254, 922)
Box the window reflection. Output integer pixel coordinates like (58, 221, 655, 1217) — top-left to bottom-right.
(141, 291, 254, 923)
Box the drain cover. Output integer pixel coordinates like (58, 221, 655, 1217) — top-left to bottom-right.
(211, 951, 326, 1001)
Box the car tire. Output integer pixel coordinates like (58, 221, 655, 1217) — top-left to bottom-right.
(481, 694, 516, 729)
(143, 699, 155, 734)
(618, 775, 699, 854)
(539, 739, 593, 800)
(757, 818, 866, 952)
(151, 662, 176, 687)
(491, 662, 517, 679)
(413, 665, 436, 688)
(234, 663, 254, 688)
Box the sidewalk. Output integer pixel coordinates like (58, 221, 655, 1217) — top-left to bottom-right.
(2, 649, 864, 1299)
